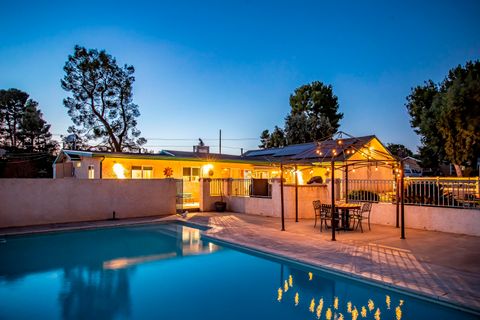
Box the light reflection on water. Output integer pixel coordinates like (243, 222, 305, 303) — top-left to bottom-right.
(0, 223, 477, 320)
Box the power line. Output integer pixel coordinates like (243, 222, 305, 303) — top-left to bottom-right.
(50, 133, 258, 141)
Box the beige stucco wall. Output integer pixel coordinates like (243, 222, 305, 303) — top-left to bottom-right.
(0, 179, 177, 228)
(370, 203, 480, 236)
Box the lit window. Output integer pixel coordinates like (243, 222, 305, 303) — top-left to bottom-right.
(88, 165, 95, 179)
(132, 166, 143, 179)
(131, 166, 154, 179)
(183, 167, 200, 181)
(143, 166, 153, 179)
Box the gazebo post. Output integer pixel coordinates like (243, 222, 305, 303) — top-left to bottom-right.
(345, 164, 349, 203)
(280, 162, 285, 231)
(395, 167, 400, 228)
(400, 160, 406, 239)
(331, 160, 336, 241)
(295, 164, 299, 222)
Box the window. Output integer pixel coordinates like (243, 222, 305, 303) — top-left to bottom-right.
(183, 167, 200, 181)
(88, 165, 95, 179)
(143, 166, 153, 179)
(131, 166, 154, 179)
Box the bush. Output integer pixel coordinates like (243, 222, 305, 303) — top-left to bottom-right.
(347, 190, 380, 202)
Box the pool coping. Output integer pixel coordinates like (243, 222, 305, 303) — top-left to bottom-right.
(1, 215, 479, 316)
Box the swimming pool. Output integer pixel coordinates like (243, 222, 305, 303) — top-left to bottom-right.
(0, 223, 477, 319)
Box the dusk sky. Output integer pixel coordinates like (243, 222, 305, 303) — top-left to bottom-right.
(1, 0, 479, 154)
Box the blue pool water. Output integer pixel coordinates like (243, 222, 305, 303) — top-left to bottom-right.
(0, 223, 477, 320)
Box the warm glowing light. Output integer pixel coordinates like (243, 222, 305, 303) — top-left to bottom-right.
(334, 296, 338, 310)
(352, 307, 359, 320)
(202, 164, 214, 177)
(113, 163, 126, 179)
(337, 139, 343, 145)
(368, 299, 374, 311)
(361, 306, 367, 317)
(316, 298, 324, 319)
(294, 292, 299, 306)
(399, 300, 404, 306)
(369, 146, 374, 151)
(326, 308, 332, 320)
(308, 272, 313, 280)
(374, 308, 381, 320)
(395, 306, 402, 320)
(309, 298, 315, 312)
(347, 302, 352, 313)
(386, 295, 391, 309)
(352, 168, 356, 173)
(284, 280, 289, 292)
(288, 275, 293, 287)
(296, 170, 304, 185)
(277, 288, 283, 302)
(338, 313, 344, 320)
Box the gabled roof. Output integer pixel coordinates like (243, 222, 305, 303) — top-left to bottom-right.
(243, 135, 393, 163)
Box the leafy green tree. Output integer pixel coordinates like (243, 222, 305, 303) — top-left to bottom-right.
(61, 45, 146, 152)
(0, 88, 29, 148)
(288, 81, 342, 142)
(284, 112, 311, 144)
(259, 129, 271, 148)
(259, 81, 342, 148)
(270, 126, 286, 148)
(406, 61, 480, 176)
(386, 143, 414, 159)
(17, 100, 56, 153)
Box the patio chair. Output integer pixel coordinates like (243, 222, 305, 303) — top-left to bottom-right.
(352, 202, 372, 233)
(313, 200, 322, 228)
(320, 204, 340, 233)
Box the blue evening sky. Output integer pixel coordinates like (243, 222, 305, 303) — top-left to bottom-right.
(1, 0, 479, 154)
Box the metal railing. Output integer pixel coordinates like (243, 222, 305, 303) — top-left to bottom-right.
(341, 177, 479, 208)
(404, 177, 479, 208)
(341, 179, 396, 203)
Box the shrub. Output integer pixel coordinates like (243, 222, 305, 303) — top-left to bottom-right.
(347, 190, 380, 202)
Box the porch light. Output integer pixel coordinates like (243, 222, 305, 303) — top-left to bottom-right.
(202, 164, 214, 177)
(113, 163, 126, 179)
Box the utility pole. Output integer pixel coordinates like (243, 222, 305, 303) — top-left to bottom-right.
(219, 129, 222, 154)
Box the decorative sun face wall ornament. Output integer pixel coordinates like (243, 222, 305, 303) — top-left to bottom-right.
(163, 167, 173, 177)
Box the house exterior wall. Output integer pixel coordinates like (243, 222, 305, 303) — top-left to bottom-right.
(0, 179, 177, 228)
(101, 157, 255, 179)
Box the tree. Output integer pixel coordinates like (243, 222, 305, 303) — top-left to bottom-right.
(406, 61, 480, 176)
(61, 46, 146, 152)
(17, 100, 56, 153)
(259, 129, 271, 148)
(270, 126, 286, 148)
(259, 81, 342, 148)
(0, 88, 55, 152)
(0, 88, 29, 148)
(288, 81, 342, 142)
(386, 143, 414, 159)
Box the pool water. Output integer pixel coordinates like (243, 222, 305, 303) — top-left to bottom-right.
(0, 223, 477, 320)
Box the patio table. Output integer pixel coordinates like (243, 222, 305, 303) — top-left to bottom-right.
(335, 202, 361, 231)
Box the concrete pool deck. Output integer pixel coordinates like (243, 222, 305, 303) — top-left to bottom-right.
(1, 212, 479, 313)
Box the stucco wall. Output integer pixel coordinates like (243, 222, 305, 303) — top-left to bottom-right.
(0, 179, 177, 228)
(370, 203, 480, 236)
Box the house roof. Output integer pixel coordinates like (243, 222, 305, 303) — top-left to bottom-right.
(243, 135, 387, 163)
(55, 134, 394, 166)
(57, 149, 271, 165)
